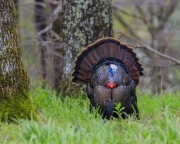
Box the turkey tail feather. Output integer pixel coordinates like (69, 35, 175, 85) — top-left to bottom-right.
(72, 37, 144, 85)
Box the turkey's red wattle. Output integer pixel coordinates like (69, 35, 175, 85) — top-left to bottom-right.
(106, 81, 116, 89)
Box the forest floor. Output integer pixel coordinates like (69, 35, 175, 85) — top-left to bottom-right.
(0, 88, 180, 144)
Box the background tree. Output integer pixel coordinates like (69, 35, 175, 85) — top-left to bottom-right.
(34, 0, 63, 90)
(112, 0, 180, 93)
(16, 0, 180, 94)
(34, 0, 48, 88)
(0, 0, 37, 122)
(62, 0, 113, 75)
(33, 0, 113, 94)
(61, 0, 113, 95)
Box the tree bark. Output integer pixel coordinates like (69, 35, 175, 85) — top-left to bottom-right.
(62, 0, 113, 75)
(0, 0, 37, 122)
(61, 0, 113, 95)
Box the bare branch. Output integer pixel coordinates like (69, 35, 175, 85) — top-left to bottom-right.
(37, 4, 62, 36)
(37, 23, 52, 36)
(113, 12, 139, 38)
(120, 32, 180, 65)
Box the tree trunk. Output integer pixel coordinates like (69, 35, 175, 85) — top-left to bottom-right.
(34, 0, 47, 88)
(61, 0, 113, 95)
(34, 0, 64, 91)
(62, 0, 113, 75)
(0, 0, 37, 122)
(51, 1, 64, 92)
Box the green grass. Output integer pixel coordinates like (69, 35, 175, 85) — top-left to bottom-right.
(0, 88, 180, 144)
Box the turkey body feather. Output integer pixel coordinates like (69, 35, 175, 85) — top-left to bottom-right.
(72, 37, 144, 119)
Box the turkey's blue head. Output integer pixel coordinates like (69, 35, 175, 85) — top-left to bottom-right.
(107, 64, 117, 88)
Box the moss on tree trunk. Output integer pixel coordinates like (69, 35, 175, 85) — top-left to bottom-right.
(0, 0, 37, 122)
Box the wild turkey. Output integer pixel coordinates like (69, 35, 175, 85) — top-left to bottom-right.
(72, 37, 144, 119)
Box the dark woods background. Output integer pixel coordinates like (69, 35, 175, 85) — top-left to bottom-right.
(14, 0, 180, 95)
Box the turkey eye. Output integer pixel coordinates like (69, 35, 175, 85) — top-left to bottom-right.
(123, 74, 130, 86)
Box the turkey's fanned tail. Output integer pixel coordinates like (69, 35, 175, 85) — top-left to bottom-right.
(72, 37, 144, 85)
